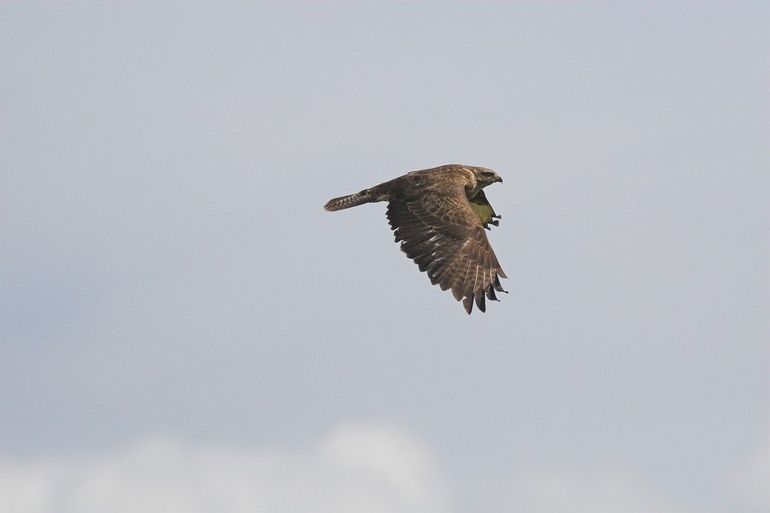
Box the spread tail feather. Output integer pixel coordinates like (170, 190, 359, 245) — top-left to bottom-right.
(324, 190, 375, 211)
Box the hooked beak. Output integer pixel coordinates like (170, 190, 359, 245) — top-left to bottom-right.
(496, 176, 503, 183)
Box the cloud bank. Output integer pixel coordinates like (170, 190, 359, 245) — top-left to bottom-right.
(0, 423, 449, 513)
(730, 422, 770, 512)
(2, 421, 768, 513)
(504, 471, 692, 513)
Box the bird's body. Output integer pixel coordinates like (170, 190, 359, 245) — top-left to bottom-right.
(324, 164, 507, 314)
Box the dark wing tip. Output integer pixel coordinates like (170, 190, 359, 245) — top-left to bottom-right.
(475, 290, 486, 312)
(463, 295, 473, 314)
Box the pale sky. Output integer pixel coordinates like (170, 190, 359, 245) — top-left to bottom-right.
(1, 2, 769, 513)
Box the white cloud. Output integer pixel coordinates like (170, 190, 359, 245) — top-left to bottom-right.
(0, 422, 449, 513)
(503, 470, 693, 513)
(503, 424, 770, 513)
(4, 421, 768, 513)
(729, 423, 770, 511)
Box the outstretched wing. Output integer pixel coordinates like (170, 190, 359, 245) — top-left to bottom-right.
(386, 178, 507, 314)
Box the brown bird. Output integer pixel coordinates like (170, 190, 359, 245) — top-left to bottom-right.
(324, 164, 507, 314)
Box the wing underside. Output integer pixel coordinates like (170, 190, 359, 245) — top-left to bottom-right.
(386, 182, 507, 314)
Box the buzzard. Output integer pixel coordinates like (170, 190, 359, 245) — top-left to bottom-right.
(324, 164, 507, 314)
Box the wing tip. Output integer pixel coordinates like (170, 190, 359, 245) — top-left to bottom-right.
(462, 292, 490, 314)
(463, 295, 473, 314)
(475, 290, 486, 312)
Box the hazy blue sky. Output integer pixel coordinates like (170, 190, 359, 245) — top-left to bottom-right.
(2, 2, 768, 512)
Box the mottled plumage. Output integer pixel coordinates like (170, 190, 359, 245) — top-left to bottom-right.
(324, 164, 507, 314)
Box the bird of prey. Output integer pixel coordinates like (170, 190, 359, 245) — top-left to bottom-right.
(324, 164, 507, 314)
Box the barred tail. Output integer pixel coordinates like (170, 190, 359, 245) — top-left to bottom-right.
(324, 189, 375, 211)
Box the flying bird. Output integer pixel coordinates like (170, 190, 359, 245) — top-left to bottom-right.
(324, 164, 507, 314)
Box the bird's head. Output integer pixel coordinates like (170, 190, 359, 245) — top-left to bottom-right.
(472, 167, 503, 187)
